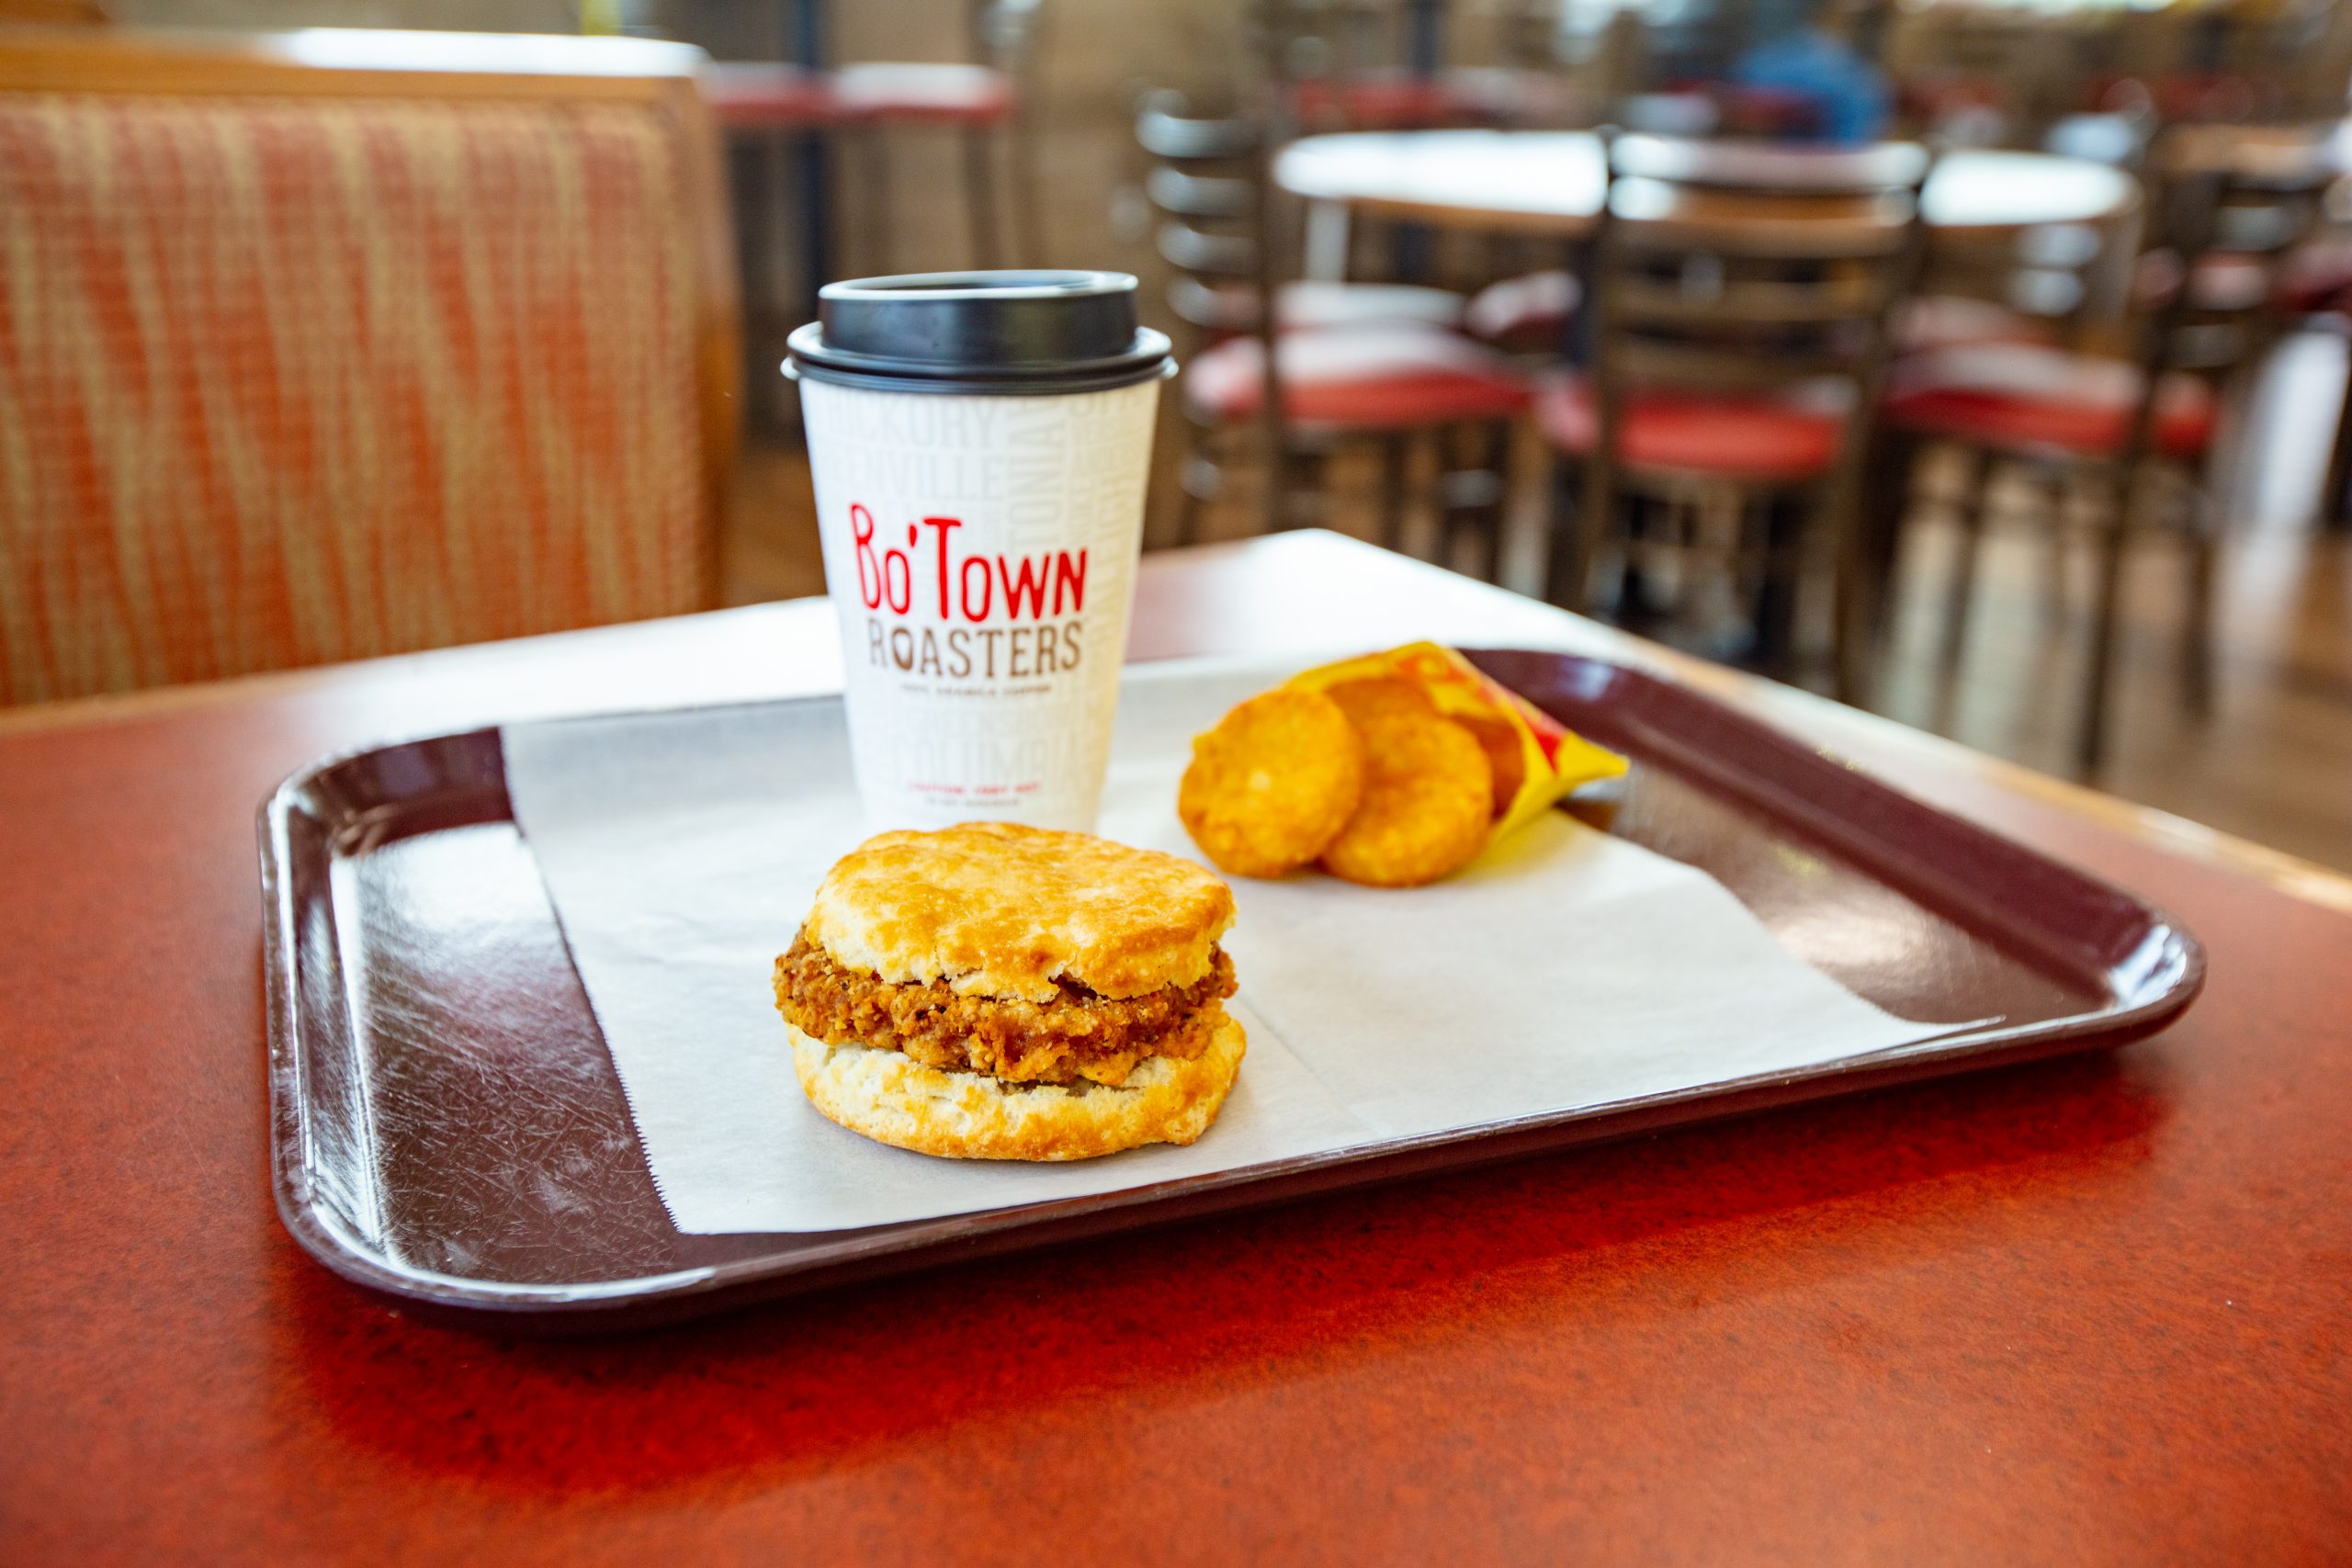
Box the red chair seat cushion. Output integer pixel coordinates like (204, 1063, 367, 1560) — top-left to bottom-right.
(1289, 69, 1582, 130)
(1288, 74, 1472, 130)
(1884, 344, 2217, 461)
(701, 62, 842, 129)
(831, 63, 1013, 124)
(1185, 328, 1528, 430)
(1464, 269, 1579, 351)
(1532, 375, 1847, 482)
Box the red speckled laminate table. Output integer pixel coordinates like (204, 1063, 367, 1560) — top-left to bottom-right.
(3, 533, 2347, 1564)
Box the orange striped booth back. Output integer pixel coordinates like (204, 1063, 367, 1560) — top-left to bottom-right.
(0, 37, 731, 705)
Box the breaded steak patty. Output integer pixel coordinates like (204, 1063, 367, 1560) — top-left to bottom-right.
(775, 931, 1237, 1087)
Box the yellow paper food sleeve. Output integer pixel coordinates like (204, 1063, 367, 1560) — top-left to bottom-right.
(1284, 641, 1628, 849)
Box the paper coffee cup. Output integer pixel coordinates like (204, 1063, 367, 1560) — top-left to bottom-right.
(787, 272, 1174, 832)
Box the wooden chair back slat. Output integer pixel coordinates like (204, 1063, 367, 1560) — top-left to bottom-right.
(1136, 93, 1272, 292)
(1612, 133, 1930, 196)
(1155, 219, 1259, 279)
(1147, 165, 1253, 220)
(1610, 271, 1888, 328)
(1136, 96, 1261, 164)
(1610, 179, 1914, 260)
(2128, 130, 2331, 402)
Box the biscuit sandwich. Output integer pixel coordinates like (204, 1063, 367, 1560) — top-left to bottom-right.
(773, 821, 1245, 1160)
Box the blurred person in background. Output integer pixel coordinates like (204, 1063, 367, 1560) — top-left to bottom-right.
(1731, 0, 1890, 143)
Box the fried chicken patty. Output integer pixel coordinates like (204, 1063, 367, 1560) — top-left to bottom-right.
(774, 931, 1238, 1089)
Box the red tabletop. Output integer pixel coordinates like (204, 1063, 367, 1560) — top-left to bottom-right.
(4, 533, 2347, 1563)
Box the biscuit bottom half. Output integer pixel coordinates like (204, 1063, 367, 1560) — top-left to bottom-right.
(786, 1010, 1248, 1162)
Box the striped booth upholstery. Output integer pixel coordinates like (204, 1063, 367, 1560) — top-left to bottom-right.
(0, 31, 735, 705)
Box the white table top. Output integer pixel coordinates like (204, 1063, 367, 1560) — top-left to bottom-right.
(1274, 130, 2141, 240)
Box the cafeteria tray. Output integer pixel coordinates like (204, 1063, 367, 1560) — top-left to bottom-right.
(258, 649, 2203, 1330)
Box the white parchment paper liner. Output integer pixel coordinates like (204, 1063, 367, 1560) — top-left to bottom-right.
(502, 657, 1963, 1234)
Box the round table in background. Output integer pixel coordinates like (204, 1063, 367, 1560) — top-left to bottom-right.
(1273, 130, 2142, 272)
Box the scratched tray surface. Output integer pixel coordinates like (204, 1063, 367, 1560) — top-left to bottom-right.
(261, 650, 2201, 1327)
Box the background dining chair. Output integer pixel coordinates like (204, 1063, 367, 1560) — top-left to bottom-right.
(1892, 110, 2150, 362)
(1527, 132, 1932, 699)
(1135, 91, 1527, 554)
(1878, 129, 2325, 774)
(0, 28, 738, 706)
(834, 0, 1047, 273)
(1137, 89, 1468, 343)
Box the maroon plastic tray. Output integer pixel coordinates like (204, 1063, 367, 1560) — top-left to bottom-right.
(258, 649, 2202, 1331)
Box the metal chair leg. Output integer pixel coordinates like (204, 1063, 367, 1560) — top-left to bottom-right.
(1006, 107, 1044, 266)
(1939, 454, 1991, 683)
(1827, 429, 1909, 707)
(1548, 459, 1601, 610)
(1752, 489, 1802, 680)
(1174, 428, 1208, 548)
(755, 130, 791, 310)
(854, 130, 892, 276)
(2079, 473, 2134, 779)
(1288, 447, 1331, 534)
(1856, 430, 1917, 663)
(1565, 439, 1619, 616)
(1500, 416, 1555, 599)
(1830, 549, 1868, 706)
(2324, 347, 2352, 530)
(2182, 499, 2220, 719)
(1476, 417, 1511, 583)
(1436, 426, 1465, 571)
(1175, 485, 1204, 548)
(1436, 423, 1494, 575)
(961, 126, 1004, 270)
(2039, 475, 2073, 639)
(1378, 436, 1408, 553)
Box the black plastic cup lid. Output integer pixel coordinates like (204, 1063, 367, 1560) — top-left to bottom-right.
(786, 270, 1173, 395)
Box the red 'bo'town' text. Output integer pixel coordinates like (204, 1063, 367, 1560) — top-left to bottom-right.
(852, 504, 1087, 679)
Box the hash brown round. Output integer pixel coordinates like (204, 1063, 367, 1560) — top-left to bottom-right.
(1178, 689, 1365, 878)
(1318, 703, 1493, 887)
(1451, 710, 1526, 819)
(1323, 676, 1439, 728)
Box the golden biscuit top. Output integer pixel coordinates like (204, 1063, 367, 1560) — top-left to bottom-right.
(804, 822, 1235, 1002)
